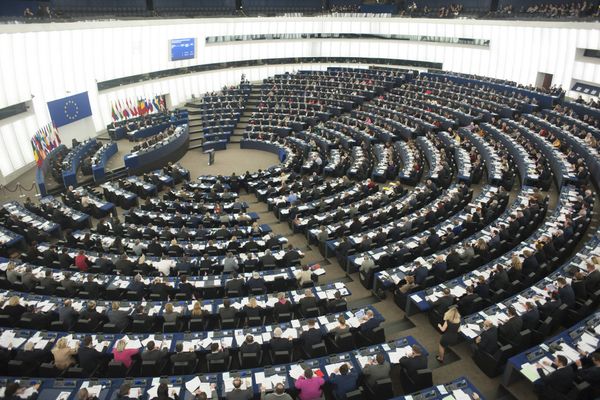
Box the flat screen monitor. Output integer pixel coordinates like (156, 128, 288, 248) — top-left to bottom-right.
(170, 38, 195, 61)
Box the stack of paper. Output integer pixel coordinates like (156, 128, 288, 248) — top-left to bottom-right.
(147, 384, 179, 399)
(80, 382, 104, 397)
(520, 363, 541, 381)
(185, 376, 212, 394)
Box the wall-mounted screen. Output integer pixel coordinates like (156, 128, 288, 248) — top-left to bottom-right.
(170, 38, 196, 61)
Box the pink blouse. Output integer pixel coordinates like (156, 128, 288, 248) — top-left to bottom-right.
(112, 348, 139, 368)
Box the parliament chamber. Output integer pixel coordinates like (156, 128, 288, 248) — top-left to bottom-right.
(0, 1, 599, 400)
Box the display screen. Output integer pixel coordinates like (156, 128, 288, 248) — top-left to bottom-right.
(170, 38, 196, 61)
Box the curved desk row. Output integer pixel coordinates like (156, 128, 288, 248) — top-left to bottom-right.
(0, 334, 425, 400)
(124, 125, 189, 175)
(62, 139, 98, 188)
(125, 117, 189, 141)
(240, 139, 287, 163)
(422, 71, 557, 108)
(35, 145, 67, 197)
(92, 142, 119, 182)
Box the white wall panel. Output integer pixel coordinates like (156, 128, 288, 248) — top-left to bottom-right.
(0, 17, 598, 181)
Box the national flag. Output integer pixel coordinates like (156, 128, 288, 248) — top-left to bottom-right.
(152, 96, 160, 112)
(127, 98, 136, 117)
(139, 98, 146, 115)
(146, 99, 153, 113)
(120, 100, 130, 119)
(52, 123, 61, 146)
(111, 102, 118, 121)
(31, 140, 41, 167)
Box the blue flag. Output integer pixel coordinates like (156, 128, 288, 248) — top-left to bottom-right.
(47, 92, 92, 128)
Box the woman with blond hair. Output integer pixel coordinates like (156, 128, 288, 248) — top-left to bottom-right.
(243, 296, 262, 320)
(5, 262, 19, 284)
(52, 337, 78, 370)
(190, 301, 205, 318)
(436, 306, 461, 363)
(163, 302, 180, 323)
(3, 295, 26, 322)
(112, 338, 139, 368)
(509, 254, 523, 281)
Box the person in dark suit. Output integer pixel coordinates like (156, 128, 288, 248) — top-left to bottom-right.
(576, 352, 600, 390)
(326, 291, 346, 313)
(219, 299, 237, 322)
(59, 271, 79, 297)
(473, 320, 498, 355)
(329, 363, 358, 400)
(115, 254, 135, 276)
(282, 244, 302, 265)
(489, 265, 509, 291)
(147, 238, 163, 257)
(129, 275, 146, 295)
(273, 292, 293, 320)
(82, 275, 103, 299)
(536, 291, 562, 319)
(585, 263, 600, 293)
(177, 275, 195, 300)
(430, 256, 447, 283)
(521, 302, 540, 330)
(79, 300, 106, 328)
(535, 355, 575, 399)
(473, 275, 490, 299)
(39, 270, 59, 293)
(170, 342, 197, 366)
(411, 261, 428, 286)
(426, 229, 441, 250)
(556, 277, 576, 307)
(225, 272, 245, 295)
(399, 344, 428, 378)
(206, 342, 230, 367)
(359, 310, 382, 333)
(270, 327, 293, 352)
(298, 289, 318, 316)
(300, 319, 323, 355)
(58, 299, 79, 329)
(78, 335, 109, 376)
(141, 340, 168, 366)
(2, 382, 41, 400)
(240, 335, 260, 355)
(246, 272, 267, 293)
(107, 301, 130, 331)
(259, 249, 277, 268)
(457, 286, 479, 315)
(59, 248, 73, 268)
(430, 288, 455, 315)
(149, 277, 171, 299)
(522, 250, 539, 276)
(14, 341, 52, 370)
(498, 306, 522, 342)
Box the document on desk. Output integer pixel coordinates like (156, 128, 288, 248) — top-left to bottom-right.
(520, 362, 541, 381)
(355, 355, 371, 368)
(56, 392, 71, 400)
(185, 376, 212, 394)
(80, 382, 104, 397)
(557, 344, 581, 363)
(147, 384, 179, 399)
(288, 364, 305, 380)
(452, 389, 472, 400)
(326, 362, 351, 376)
(388, 347, 412, 363)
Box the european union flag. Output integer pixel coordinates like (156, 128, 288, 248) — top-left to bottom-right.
(47, 92, 93, 128)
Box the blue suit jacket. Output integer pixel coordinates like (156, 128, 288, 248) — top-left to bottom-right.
(330, 371, 358, 399)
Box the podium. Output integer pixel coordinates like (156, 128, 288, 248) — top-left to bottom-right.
(204, 149, 215, 165)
